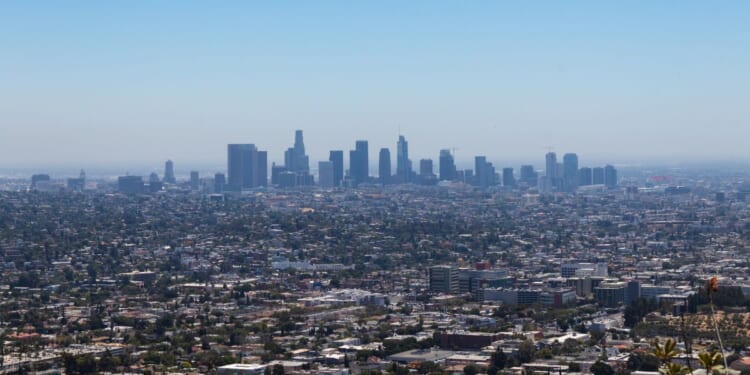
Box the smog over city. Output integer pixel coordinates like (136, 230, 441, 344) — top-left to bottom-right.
(1, 2, 750, 375)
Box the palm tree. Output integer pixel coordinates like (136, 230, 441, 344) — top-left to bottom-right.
(661, 362, 691, 375)
(698, 351, 724, 374)
(707, 276, 729, 371)
(653, 338, 681, 364)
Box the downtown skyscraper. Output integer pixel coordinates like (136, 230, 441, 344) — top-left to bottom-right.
(227, 144, 267, 190)
(284, 130, 310, 173)
(396, 135, 412, 183)
(349, 140, 369, 186)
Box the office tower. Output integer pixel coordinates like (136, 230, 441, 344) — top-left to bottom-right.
(519, 165, 538, 186)
(502, 168, 516, 187)
(429, 265, 460, 294)
(420, 159, 434, 177)
(67, 169, 86, 191)
(148, 172, 162, 193)
(592, 167, 605, 185)
(349, 140, 369, 186)
(474, 156, 487, 187)
(271, 164, 286, 186)
(396, 135, 412, 183)
(545, 152, 557, 180)
(463, 169, 474, 184)
(329, 150, 344, 187)
(604, 165, 618, 188)
(544, 152, 560, 192)
(439, 149, 456, 181)
(379, 148, 391, 184)
(214, 173, 226, 193)
(164, 160, 176, 184)
(578, 167, 593, 186)
(257, 151, 268, 187)
(31, 174, 50, 189)
(563, 153, 579, 192)
(227, 144, 267, 190)
(118, 175, 144, 195)
(278, 171, 298, 188)
(283, 130, 310, 173)
(190, 171, 200, 190)
(318, 161, 334, 188)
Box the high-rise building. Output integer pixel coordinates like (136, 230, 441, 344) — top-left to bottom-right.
(190, 171, 199, 190)
(474, 156, 487, 187)
(350, 140, 369, 186)
(592, 167, 605, 185)
(164, 160, 176, 184)
(329, 150, 344, 187)
(396, 135, 412, 183)
(519, 165, 538, 187)
(31, 174, 50, 189)
(227, 144, 266, 190)
(148, 172, 162, 193)
(379, 148, 391, 184)
(284, 130, 310, 173)
(544, 152, 560, 192)
(118, 175, 144, 195)
(318, 161, 334, 188)
(578, 167, 592, 186)
(439, 149, 456, 181)
(67, 169, 86, 191)
(214, 173, 226, 193)
(420, 159, 434, 177)
(604, 165, 618, 188)
(502, 168, 516, 187)
(429, 266, 460, 294)
(563, 153, 579, 192)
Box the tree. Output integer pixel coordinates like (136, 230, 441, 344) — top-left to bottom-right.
(697, 351, 724, 373)
(463, 364, 479, 375)
(491, 348, 507, 369)
(591, 360, 614, 375)
(652, 338, 681, 365)
(272, 364, 285, 375)
(517, 340, 536, 364)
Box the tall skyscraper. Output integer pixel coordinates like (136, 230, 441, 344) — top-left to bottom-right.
(520, 165, 538, 187)
(284, 130, 310, 173)
(190, 171, 200, 190)
(148, 172, 162, 193)
(502, 168, 516, 187)
(578, 167, 593, 186)
(227, 144, 267, 190)
(396, 135, 412, 183)
(474, 156, 487, 187)
(118, 175, 144, 195)
(329, 150, 344, 187)
(164, 160, 176, 184)
(563, 153, 579, 192)
(544, 152, 560, 192)
(350, 140, 369, 186)
(257, 151, 268, 187)
(604, 165, 618, 188)
(592, 167, 605, 185)
(420, 159, 434, 177)
(318, 161, 334, 188)
(379, 148, 391, 184)
(214, 172, 226, 193)
(439, 149, 456, 181)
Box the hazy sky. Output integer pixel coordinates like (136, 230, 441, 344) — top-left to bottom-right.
(2, 1, 749, 171)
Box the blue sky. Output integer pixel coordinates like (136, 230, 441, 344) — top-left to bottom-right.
(1, 1, 749, 170)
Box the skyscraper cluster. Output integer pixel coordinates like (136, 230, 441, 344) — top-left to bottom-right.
(114, 129, 618, 194)
(540, 152, 618, 193)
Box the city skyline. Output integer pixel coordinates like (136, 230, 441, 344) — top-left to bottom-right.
(2, 2, 750, 166)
